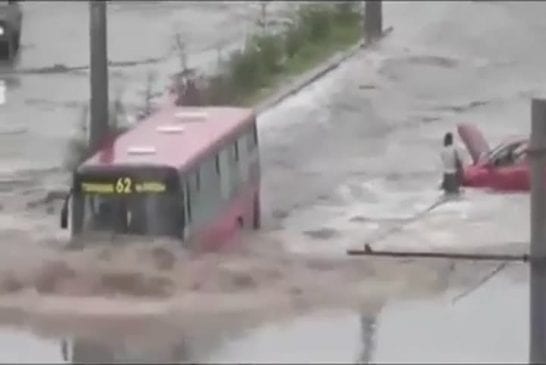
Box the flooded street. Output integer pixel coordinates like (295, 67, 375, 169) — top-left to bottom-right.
(204, 266, 527, 363)
(0, 0, 543, 362)
(0, 265, 528, 363)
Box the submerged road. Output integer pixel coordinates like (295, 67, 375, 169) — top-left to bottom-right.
(0, 0, 542, 362)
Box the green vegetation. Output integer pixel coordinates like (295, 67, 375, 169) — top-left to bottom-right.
(203, 2, 363, 106)
(64, 98, 129, 170)
(64, 2, 362, 170)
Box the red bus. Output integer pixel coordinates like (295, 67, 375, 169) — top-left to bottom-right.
(60, 105, 261, 249)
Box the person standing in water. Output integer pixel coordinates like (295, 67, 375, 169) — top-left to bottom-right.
(440, 132, 463, 194)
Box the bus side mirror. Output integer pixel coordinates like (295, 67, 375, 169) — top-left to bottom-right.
(60, 206, 68, 229)
(60, 192, 70, 229)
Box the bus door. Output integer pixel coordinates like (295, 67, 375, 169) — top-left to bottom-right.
(87, 195, 130, 234)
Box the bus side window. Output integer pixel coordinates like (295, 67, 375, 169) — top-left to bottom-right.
(238, 134, 250, 183)
(188, 169, 204, 227)
(198, 156, 222, 222)
(229, 140, 240, 195)
(252, 123, 258, 146)
(195, 168, 201, 191)
(185, 181, 192, 223)
(219, 148, 231, 200)
(247, 125, 257, 152)
(180, 190, 186, 227)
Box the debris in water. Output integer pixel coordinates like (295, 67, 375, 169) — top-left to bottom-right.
(303, 228, 339, 240)
(34, 261, 77, 294)
(350, 215, 370, 223)
(99, 272, 174, 298)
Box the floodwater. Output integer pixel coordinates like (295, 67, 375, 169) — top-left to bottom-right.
(0, 0, 542, 362)
(203, 266, 527, 363)
(0, 265, 528, 363)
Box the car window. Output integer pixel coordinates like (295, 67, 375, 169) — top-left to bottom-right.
(489, 144, 509, 161)
(491, 142, 525, 167)
(513, 143, 528, 163)
(487, 143, 509, 160)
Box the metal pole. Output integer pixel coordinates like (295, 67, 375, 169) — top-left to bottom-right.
(347, 248, 528, 262)
(529, 98, 546, 363)
(89, 0, 109, 153)
(364, 1, 382, 44)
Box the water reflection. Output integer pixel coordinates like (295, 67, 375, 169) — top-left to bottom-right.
(0, 268, 527, 363)
(60, 337, 191, 363)
(201, 269, 526, 363)
(357, 313, 377, 364)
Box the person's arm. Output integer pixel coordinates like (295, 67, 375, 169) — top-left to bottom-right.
(455, 145, 466, 165)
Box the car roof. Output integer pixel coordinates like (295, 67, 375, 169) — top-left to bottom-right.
(79, 105, 255, 172)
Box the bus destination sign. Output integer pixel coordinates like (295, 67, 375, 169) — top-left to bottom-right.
(80, 177, 167, 194)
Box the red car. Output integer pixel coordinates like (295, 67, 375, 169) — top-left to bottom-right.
(457, 123, 530, 191)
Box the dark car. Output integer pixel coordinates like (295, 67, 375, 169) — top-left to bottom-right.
(0, 0, 22, 59)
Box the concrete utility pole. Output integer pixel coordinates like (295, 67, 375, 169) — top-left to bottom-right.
(364, 1, 382, 44)
(529, 98, 546, 363)
(89, 0, 109, 152)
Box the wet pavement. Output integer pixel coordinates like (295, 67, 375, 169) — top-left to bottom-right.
(0, 0, 543, 362)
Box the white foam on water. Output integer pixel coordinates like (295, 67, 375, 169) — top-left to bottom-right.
(0, 80, 5, 106)
(372, 190, 529, 252)
(0, 329, 64, 363)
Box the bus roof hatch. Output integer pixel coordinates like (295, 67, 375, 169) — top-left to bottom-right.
(156, 125, 185, 134)
(127, 146, 156, 155)
(174, 110, 208, 122)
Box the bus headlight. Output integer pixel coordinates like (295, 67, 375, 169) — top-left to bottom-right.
(0, 27, 4, 36)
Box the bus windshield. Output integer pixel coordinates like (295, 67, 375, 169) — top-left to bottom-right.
(73, 167, 184, 238)
(79, 193, 184, 238)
